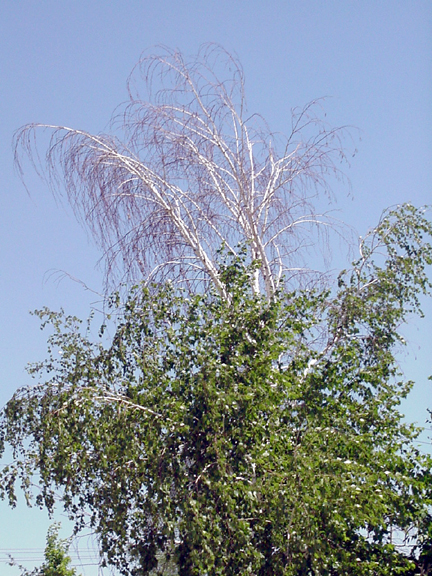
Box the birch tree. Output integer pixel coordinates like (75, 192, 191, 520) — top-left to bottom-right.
(2, 205, 432, 575)
(15, 45, 349, 299)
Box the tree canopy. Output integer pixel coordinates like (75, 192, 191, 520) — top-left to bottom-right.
(4, 45, 432, 576)
(1, 204, 432, 575)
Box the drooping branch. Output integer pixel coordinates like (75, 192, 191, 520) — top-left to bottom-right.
(15, 44, 351, 299)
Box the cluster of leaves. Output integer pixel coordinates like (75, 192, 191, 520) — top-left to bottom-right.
(1, 204, 432, 575)
(10, 523, 79, 576)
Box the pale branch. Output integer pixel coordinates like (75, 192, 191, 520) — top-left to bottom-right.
(15, 45, 352, 299)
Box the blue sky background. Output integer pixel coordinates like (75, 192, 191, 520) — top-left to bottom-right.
(0, 1, 431, 574)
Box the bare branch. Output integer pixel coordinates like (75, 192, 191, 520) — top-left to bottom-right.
(15, 44, 353, 299)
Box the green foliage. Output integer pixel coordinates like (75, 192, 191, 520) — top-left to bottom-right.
(10, 523, 78, 576)
(1, 205, 432, 575)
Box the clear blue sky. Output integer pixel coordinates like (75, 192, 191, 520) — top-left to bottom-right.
(1, 2, 431, 574)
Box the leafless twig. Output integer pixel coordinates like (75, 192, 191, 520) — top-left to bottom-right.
(15, 44, 352, 299)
